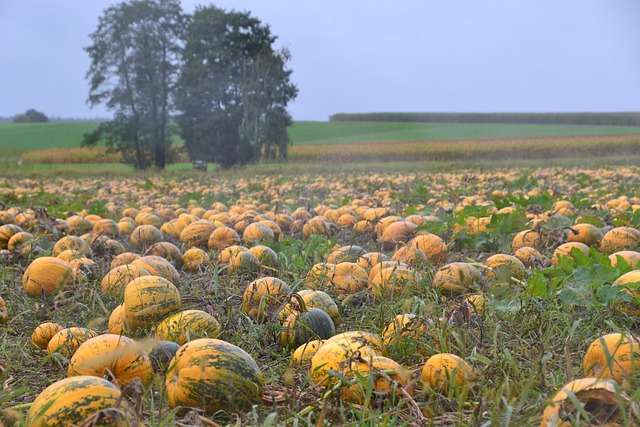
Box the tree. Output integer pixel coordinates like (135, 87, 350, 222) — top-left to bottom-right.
(175, 6, 297, 168)
(13, 109, 48, 123)
(82, 0, 185, 169)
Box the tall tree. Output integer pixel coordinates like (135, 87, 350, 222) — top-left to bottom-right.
(83, 0, 184, 169)
(175, 6, 297, 168)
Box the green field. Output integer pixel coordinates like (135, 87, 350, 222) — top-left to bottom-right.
(3, 121, 640, 161)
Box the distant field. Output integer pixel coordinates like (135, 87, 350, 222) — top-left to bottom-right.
(3, 120, 640, 165)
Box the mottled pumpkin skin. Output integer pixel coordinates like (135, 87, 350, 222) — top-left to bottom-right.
(47, 327, 99, 358)
(291, 340, 324, 367)
(600, 226, 640, 253)
(240, 277, 291, 323)
(68, 334, 154, 387)
(27, 376, 129, 427)
(340, 355, 413, 404)
(31, 322, 65, 349)
(309, 331, 386, 386)
(583, 333, 640, 383)
(22, 256, 76, 298)
(131, 255, 180, 283)
(100, 264, 150, 298)
(420, 353, 472, 392)
(0, 295, 8, 324)
(155, 309, 222, 345)
(279, 307, 335, 350)
(165, 338, 263, 414)
(431, 262, 481, 295)
(123, 275, 182, 335)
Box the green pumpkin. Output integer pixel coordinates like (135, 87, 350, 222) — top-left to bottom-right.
(279, 294, 335, 350)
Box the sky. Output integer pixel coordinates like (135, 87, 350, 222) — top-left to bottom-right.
(0, 0, 638, 121)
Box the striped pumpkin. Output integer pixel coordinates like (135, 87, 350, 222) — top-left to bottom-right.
(123, 276, 182, 335)
(47, 327, 100, 359)
(22, 256, 76, 298)
(27, 376, 131, 426)
(0, 295, 7, 324)
(165, 338, 263, 414)
(240, 277, 291, 323)
(0, 224, 24, 249)
(155, 309, 222, 345)
(31, 322, 65, 350)
(131, 255, 180, 283)
(100, 264, 151, 298)
(68, 334, 154, 387)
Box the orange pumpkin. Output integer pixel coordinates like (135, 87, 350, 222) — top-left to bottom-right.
(421, 353, 472, 393)
(22, 257, 76, 298)
(241, 277, 291, 323)
(583, 333, 640, 383)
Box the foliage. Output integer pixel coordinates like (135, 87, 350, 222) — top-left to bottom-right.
(175, 6, 298, 168)
(13, 109, 49, 123)
(82, 0, 185, 169)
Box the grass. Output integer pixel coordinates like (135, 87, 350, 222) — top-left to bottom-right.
(1, 167, 640, 425)
(3, 120, 640, 163)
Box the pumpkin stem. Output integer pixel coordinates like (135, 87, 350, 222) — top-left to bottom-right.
(289, 292, 308, 313)
(562, 226, 578, 235)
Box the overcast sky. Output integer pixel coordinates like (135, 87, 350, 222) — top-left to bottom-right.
(1, 1, 638, 121)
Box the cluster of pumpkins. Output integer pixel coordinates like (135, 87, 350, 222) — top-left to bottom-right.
(0, 190, 639, 424)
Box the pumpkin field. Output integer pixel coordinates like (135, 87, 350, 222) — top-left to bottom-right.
(1, 160, 640, 425)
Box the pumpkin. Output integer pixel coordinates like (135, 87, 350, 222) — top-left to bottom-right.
(32, 322, 65, 349)
(566, 223, 603, 246)
(27, 376, 131, 427)
(7, 231, 34, 255)
(301, 216, 331, 240)
(291, 339, 325, 367)
(514, 246, 543, 268)
(145, 339, 181, 373)
(421, 353, 472, 393)
(110, 252, 141, 269)
(382, 313, 429, 347)
(326, 245, 367, 264)
(68, 334, 154, 386)
(207, 226, 242, 251)
(135, 212, 163, 228)
(309, 331, 385, 386)
(370, 266, 420, 299)
(22, 256, 76, 298)
(0, 224, 24, 249)
(216, 244, 248, 266)
(511, 229, 542, 251)
(131, 255, 180, 283)
(92, 218, 120, 238)
(305, 262, 336, 289)
(356, 252, 390, 270)
(155, 309, 222, 345)
(100, 264, 151, 298)
(108, 304, 126, 335)
(279, 294, 335, 350)
(240, 276, 291, 323)
(180, 219, 217, 248)
(123, 276, 182, 335)
(181, 247, 210, 272)
(484, 254, 526, 281)
(551, 200, 576, 216)
(600, 226, 640, 253)
(330, 262, 368, 295)
(165, 338, 263, 414)
(130, 224, 164, 250)
(551, 242, 590, 265)
(280, 289, 341, 327)
(583, 333, 640, 383)
(66, 215, 93, 234)
(611, 270, 640, 316)
(0, 295, 8, 324)
(609, 250, 640, 269)
(248, 245, 279, 269)
(47, 327, 99, 358)
(408, 233, 448, 264)
(431, 262, 481, 295)
(340, 355, 413, 404)
(540, 378, 634, 427)
(51, 235, 92, 257)
(145, 241, 183, 269)
(226, 250, 261, 275)
(380, 220, 417, 249)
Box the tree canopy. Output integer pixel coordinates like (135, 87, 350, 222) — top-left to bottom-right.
(13, 109, 48, 123)
(175, 6, 297, 167)
(83, 1, 297, 169)
(82, 0, 184, 169)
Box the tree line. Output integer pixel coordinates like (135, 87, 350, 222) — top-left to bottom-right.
(329, 112, 640, 126)
(82, 0, 297, 169)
